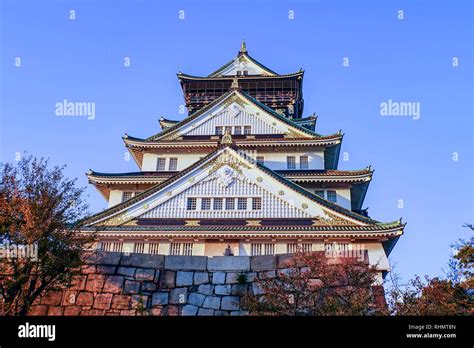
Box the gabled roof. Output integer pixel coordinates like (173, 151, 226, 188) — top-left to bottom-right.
(83, 144, 392, 228)
(126, 89, 333, 142)
(206, 41, 279, 77)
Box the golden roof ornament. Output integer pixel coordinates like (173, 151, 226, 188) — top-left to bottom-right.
(230, 76, 239, 90)
(221, 128, 233, 145)
(239, 40, 247, 54)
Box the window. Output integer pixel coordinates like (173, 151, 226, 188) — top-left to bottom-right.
(287, 156, 296, 169)
(256, 156, 265, 165)
(201, 198, 211, 210)
(148, 242, 160, 255)
(237, 198, 247, 210)
(156, 158, 166, 171)
(244, 126, 251, 135)
(315, 190, 325, 198)
(170, 243, 181, 255)
(122, 191, 134, 202)
(225, 198, 235, 210)
(252, 197, 262, 210)
(264, 243, 275, 255)
(187, 197, 197, 210)
(215, 126, 223, 135)
(327, 190, 337, 203)
(243, 71, 248, 76)
(101, 242, 112, 252)
(301, 243, 313, 253)
(236, 71, 242, 76)
(213, 198, 223, 210)
(134, 242, 145, 254)
(251, 243, 262, 256)
(234, 126, 242, 135)
(112, 242, 123, 253)
(169, 158, 178, 171)
(170, 242, 193, 255)
(287, 243, 297, 254)
(300, 156, 309, 169)
(183, 243, 193, 256)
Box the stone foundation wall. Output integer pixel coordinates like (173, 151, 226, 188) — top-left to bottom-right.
(27, 252, 385, 316)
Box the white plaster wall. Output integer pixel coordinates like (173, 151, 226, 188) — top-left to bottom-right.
(142, 153, 202, 172)
(366, 243, 390, 271)
(295, 184, 352, 210)
(248, 150, 325, 170)
(108, 190, 124, 208)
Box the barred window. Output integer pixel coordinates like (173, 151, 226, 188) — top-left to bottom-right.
(187, 197, 197, 210)
(300, 156, 309, 169)
(234, 126, 242, 135)
(301, 243, 312, 252)
(169, 158, 178, 171)
(256, 156, 265, 165)
(315, 190, 325, 198)
(112, 242, 123, 253)
(264, 243, 275, 255)
(213, 198, 223, 210)
(327, 190, 337, 203)
(251, 243, 262, 256)
(133, 242, 145, 254)
(225, 198, 235, 210)
(183, 243, 193, 256)
(287, 243, 298, 253)
(170, 243, 181, 255)
(237, 198, 247, 210)
(148, 242, 160, 255)
(215, 126, 223, 135)
(287, 156, 296, 169)
(156, 158, 166, 171)
(122, 191, 134, 202)
(101, 242, 112, 252)
(244, 126, 251, 135)
(201, 198, 211, 210)
(252, 197, 262, 210)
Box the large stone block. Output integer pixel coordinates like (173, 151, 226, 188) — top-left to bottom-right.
(117, 267, 136, 277)
(152, 292, 169, 306)
(123, 280, 140, 294)
(277, 253, 306, 268)
(250, 255, 276, 271)
(188, 293, 206, 307)
(197, 308, 215, 316)
(96, 265, 116, 275)
(111, 295, 131, 310)
(85, 274, 106, 292)
(208, 256, 250, 271)
(169, 288, 188, 304)
(70, 275, 87, 290)
(197, 284, 213, 295)
(134, 268, 155, 281)
(231, 284, 248, 296)
(41, 290, 63, 306)
(76, 292, 94, 306)
(221, 296, 240, 311)
(64, 306, 81, 316)
(212, 272, 226, 284)
(103, 275, 124, 294)
(131, 295, 149, 309)
(252, 283, 264, 295)
(214, 285, 231, 295)
(62, 291, 78, 306)
(164, 256, 207, 271)
(84, 251, 122, 265)
(28, 305, 48, 316)
(202, 296, 221, 309)
(120, 253, 165, 269)
(159, 270, 176, 288)
(93, 293, 113, 310)
(176, 271, 194, 287)
(193, 272, 209, 285)
(181, 304, 199, 316)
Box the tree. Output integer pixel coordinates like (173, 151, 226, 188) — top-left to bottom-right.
(241, 251, 386, 316)
(386, 225, 473, 315)
(0, 155, 94, 315)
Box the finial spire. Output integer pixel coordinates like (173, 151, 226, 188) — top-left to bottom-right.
(230, 76, 239, 89)
(239, 40, 247, 54)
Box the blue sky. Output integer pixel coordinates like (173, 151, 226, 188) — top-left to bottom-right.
(0, 0, 472, 282)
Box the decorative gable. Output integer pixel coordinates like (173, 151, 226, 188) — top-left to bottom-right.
(214, 55, 275, 77)
(162, 92, 311, 140)
(88, 147, 367, 227)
